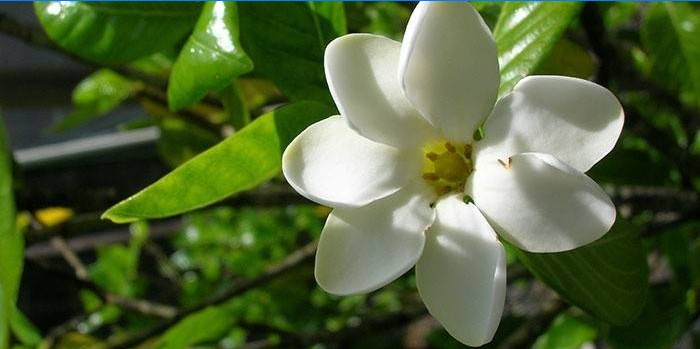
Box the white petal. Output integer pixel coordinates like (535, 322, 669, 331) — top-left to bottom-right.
(468, 153, 616, 253)
(399, 2, 499, 142)
(282, 116, 421, 208)
(416, 196, 506, 347)
(325, 34, 437, 148)
(315, 181, 436, 295)
(475, 76, 624, 172)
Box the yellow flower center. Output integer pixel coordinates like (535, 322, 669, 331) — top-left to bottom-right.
(421, 140, 474, 196)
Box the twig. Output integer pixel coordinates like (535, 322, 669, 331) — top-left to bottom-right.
(26, 218, 182, 259)
(50, 236, 89, 281)
(103, 241, 318, 349)
(46, 234, 179, 320)
(105, 293, 177, 319)
(42, 313, 91, 349)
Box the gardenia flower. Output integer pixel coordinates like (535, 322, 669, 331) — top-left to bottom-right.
(282, 2, 623, 346)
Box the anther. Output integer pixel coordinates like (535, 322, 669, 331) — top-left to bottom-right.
(445, 142, 456, 152)
(422, 173, 439, 181)
(426, 152, 438, 161)
(498, 158, 511, 169)
(438, 185, 452, 195)
(463, 144, 472, 156)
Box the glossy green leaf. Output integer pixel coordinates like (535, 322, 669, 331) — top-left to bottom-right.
(533, 313, 598, 349)
(168, 2, 253, 111)
(515, 219, 648, 326)
(34, 2, 201, 63)
(641, 3, 700, 101)
(50, 69, 142, 132)
(0, 113, 22, 349)
(156, 306, 235, 349)
(103, 101, 333, 223)
(238, 2, 346, 105)
(494, 2, 582, 95)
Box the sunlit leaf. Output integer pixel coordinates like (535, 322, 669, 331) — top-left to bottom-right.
(34, 2, 201, 63)
(515, 219, 648, 326)
(533, 313, 598, 349)
(103, 101, 334, 223)
(238, 2, 346, 105)
(156, 306, 235, 349)
(168, 2, 253, 111)
(49, 69, 142, 132)
(494, 2, 582, 95)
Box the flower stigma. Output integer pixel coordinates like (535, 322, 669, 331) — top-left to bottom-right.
(421, 140, 474, 196)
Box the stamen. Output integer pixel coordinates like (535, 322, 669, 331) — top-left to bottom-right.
(437, 185, 452, 195)
(498, 158, 511, 169)
(422, 173, 439, 181)
(421, 139, 475, 197)
(464, 144, 472, 156)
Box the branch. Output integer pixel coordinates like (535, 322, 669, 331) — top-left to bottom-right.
(103, 241, 318, 349)
(50, 236, 89, 281)
(47, 235, 179, 319)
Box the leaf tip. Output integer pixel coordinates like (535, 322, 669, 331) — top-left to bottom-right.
(101, 207, 138, 224)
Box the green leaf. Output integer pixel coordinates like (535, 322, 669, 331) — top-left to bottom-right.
(0, 113, 22, 349)
(534, 38, 595, 79)
(533, 313, 598, 349)
(156, 306, 235, 349)
(89, 222, 148, 296)
(49, 69, 142, 132)
(9, 307, 42, 347)
(34, 2, 201, 63)
(362, 2, 411, 40)
(515, 219, 648, 326)
(607, 288, 688, 349)
(168, 2, 253, 111)
(103, 101, 333, 223)
(238, 2, 346, 105)
(157, 117, 221, 168)
(641, 3, 700, 102)
(221, 82, 251, 131)
(494, 2, 583, 95)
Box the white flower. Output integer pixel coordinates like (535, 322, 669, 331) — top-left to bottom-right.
(282, 2, 623, 346)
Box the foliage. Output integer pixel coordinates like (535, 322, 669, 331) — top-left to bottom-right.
(0, 1, 698, 348)
(0, 114, 23, 349)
